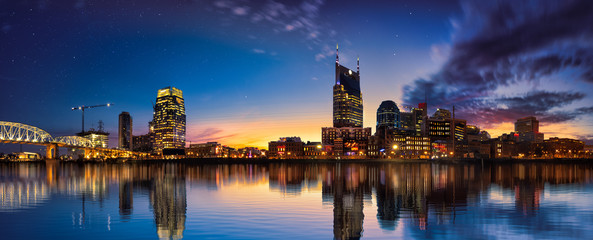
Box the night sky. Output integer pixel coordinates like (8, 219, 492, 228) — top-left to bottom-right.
(1, 0, 592, 150)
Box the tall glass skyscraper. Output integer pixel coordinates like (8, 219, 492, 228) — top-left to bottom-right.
(153, 86, 186, 153)
(376, 100, 400, 130)
(333, 45, 363, 128)
(118, 111, 133, 150)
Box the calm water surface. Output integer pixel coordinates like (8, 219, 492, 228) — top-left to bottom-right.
(1, 161, 593, 239)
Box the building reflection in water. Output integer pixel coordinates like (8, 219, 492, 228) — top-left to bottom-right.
(2, 162, 593, 238)
(375, 168, 401, 231)
(141, 164, 188, 240)
(119, 179, 133, 217)
(149, 175, 186, 240)
(322, 164, 368, 240)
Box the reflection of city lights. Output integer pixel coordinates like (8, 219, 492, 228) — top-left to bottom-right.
(0, 182, 50, 211)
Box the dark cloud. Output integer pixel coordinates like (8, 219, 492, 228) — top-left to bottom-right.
(582, 70, 593, 83)
(499, 91, 585, 114)
(456, 91, 587, 126)
(403, 0, 593, 127)
(449, 0, 593, 74)
(542, 106, 593, 123)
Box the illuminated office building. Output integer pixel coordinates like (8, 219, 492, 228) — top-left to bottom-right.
(412, 105, 426, 136)
(399, 112, 414, 131)
(153, 86, 186, 154)
(268, 137, 304, 159)
(78, 120, 109, 148)
(322, 127, 371, 156)
(376, 100, 400, 131)
(118, 112, 133, 150)
(333, 44, 363, 128)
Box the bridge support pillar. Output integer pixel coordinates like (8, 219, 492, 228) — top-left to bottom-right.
(84, 149, 90, 159)
(46, 144, 59, 159)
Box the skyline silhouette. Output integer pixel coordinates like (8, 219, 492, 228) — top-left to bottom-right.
(1, 0, 592, 150)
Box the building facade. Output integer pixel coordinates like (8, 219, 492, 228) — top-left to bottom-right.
(515, 116, 544, 143)
(268, 137, 304, 159)
(399, 112, 414, 131)
(132, 134, 153, 152)
(515, 116, 539, 133)
(304, 142, 326, 158)
(322, 127, 371, 156)
(79, 130, 109, 148)
(118, 112, 133, 150)
(412, 106, 426, 136)
(132, 121, 154, 153)
(187, 142, 223, 158)
(78, 120, 109, 148)
(376, 100, 400, 131)
(396, 135, 431, 159)
(153, 86, 186, 154)
(333, 45, 363, 128)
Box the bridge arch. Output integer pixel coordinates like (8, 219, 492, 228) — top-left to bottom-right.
(0, 121, 53, 143)
(54, 136, 93, 148)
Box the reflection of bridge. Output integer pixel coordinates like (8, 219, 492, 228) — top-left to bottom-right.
(0, 121, 143, 159)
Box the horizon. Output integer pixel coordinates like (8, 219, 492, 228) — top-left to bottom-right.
(2, 0, 593, 152)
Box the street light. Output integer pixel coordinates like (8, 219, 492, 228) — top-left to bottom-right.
(393, 145, 398, 150)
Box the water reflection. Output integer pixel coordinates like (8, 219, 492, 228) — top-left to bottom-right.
(1, 161, 593, 239)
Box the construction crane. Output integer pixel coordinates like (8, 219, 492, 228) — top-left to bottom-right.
(71, 103, 113, 134)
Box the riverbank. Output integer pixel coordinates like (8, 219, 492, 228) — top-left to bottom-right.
(123, 157, 593, 165)
(2, 157, 592, 164)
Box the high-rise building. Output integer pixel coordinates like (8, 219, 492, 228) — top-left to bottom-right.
(515, 116, 539, 133)
(118, 112, 133, 150)
(333, 45, 363, 128)
(412, 107, 425, 136)
(376, 100, 400, 131)
(399, 112, 414, 131)
(153, 86, 186, 154)
(515, 116, 544, 143)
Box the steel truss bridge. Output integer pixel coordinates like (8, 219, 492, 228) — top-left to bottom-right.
(0, 121, 145, 159)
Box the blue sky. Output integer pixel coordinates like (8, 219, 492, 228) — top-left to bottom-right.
(1, 0, 592, 150)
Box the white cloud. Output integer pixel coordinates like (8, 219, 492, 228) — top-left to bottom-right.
(211, 0, 337, 61)
(232, 6, 249, 16)
(430, 43, 451, 65)
(252, 48, 265, 54)
(315, 44, 336, 62)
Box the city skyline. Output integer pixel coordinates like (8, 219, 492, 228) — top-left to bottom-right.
(1, 0, 593, 150)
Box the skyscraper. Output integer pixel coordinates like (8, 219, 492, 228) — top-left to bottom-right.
(118, 112, 133, 150)
(153, 86, 186, 154)
(333, 44, 363, 128)
(376, 100, 400, 130)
